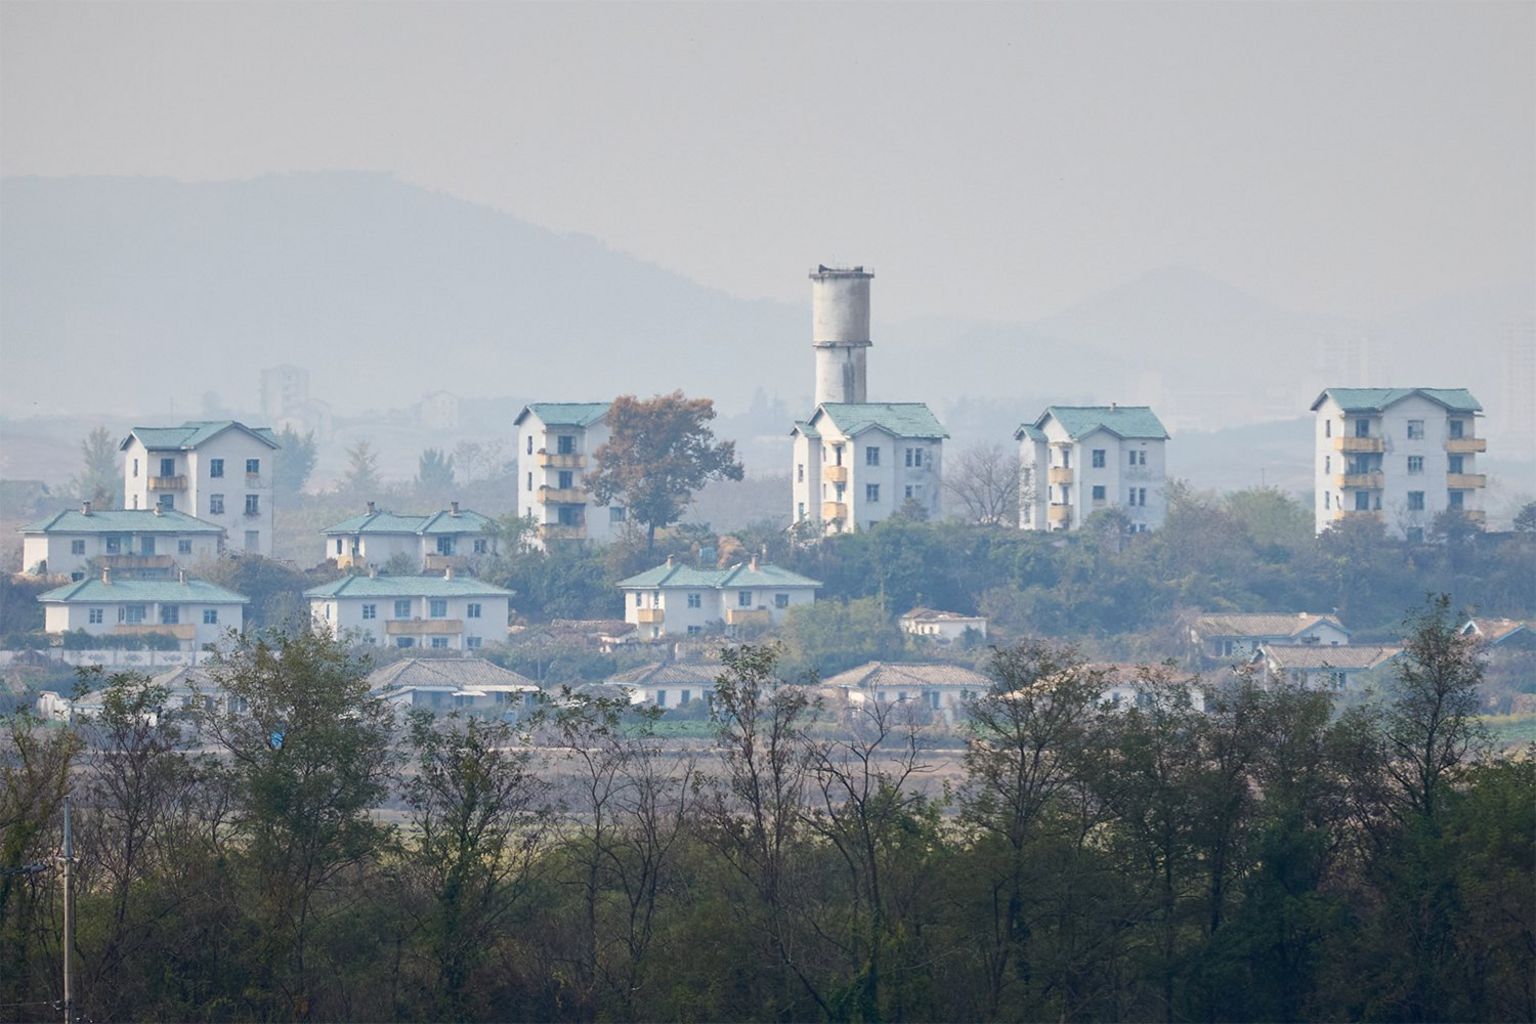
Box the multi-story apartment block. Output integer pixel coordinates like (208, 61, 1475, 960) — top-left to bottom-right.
(121, 421, 280, 557)
(39, 570, 247, 650)
(322, 501, 496, 571)
(618, 556, 820, 639)
(20, 503, 224, 580)
(305, 570, 512, 651)
(1310, 388, 1486, 539)
(790, 266, 947, 534)
(513, 403, 628, 547)
(1015, 405, 1170, 532)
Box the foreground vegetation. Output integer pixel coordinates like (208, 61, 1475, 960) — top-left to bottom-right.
(2, 598, 1531, 1023)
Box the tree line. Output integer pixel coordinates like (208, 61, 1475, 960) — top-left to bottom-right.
(2, 598, 1531, 1023)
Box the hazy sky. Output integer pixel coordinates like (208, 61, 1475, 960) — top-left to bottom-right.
(3, 1, 1532, 323)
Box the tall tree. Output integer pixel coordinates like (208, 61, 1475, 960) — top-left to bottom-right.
(945, 441, 1021, 525)
(338, 440, 382, 497)
(72, 425, 121, 508)
(272, 427, 318, 496)
(588, 391, 744, 550)
(416, 448, 456, 494)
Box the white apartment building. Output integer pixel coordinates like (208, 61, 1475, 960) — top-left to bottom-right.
(121, 421, 280, 557)
(20, 503, 224, 580)
(618, 556, 820, 639)
(513, 403, 628, 547)
(39, 571, 248, 649)
(792, 403, 947, 533)
(305, 571, 512, 651)
(322, 501, 496, 571)
(1310, 388, 1486, 539)
(1015, 406, 1170, 532)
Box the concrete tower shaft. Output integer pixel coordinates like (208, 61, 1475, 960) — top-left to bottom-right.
(810, 265, 873, 406)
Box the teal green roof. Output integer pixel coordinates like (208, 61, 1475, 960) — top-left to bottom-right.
(791, 420, 820, 439)
(122, 421, 279, 451)
(514, 402, 611, 428)
(321, 508, 493, 536)
(22, 508, 224, 535)
(1015, 424, 1047, 442)
(304, 575, 513, 599)
(814, 403, 948, 439)
(39, 578, 249, 604)
(1310, 388, 1482, 414)
(618, 561, 821, 590)
(1029, 406, 1169, 441)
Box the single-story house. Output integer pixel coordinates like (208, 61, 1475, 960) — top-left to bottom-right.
(821, 661, 995, 724)
(899, 608, 988, 643)
(367, 657, 540, 713)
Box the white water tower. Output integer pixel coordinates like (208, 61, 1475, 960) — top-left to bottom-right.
(810, 265, 873, 405)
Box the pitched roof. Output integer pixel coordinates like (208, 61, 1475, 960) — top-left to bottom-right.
(1309, 388, 1482, 414)
(122, 420, 280, 451)
(1015, 423, 1047, 442)
(812, 402, 949, 439)
(617, 560, 822, 590)
(1260, 645, 1401, 671)
(900, 608, 986, 623)
(1194, 612, 1348, 640)
(368, 658, 538, 692)
(304, 574, 513, 599)
(608, 661, 724, 687)
(22, 508, 225, 535)
(791, 420, 821, 439)
(513, 402, 611, 428)
(1023, 405, 1170, 442)
(321, 507, 493, 536)
(1461, 618, 1530, 645)
(821, 661, 994, 690)
(38, 577, 249, 604)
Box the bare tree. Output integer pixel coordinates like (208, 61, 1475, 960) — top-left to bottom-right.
(945, 441, 1021, 525)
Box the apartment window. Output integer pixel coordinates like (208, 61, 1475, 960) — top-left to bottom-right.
(1354, 418, 1370, 438)
(774, 593, 790, 609)
(124, 605, 146, 624)
(1407, 491, 1425, 511)
(473, 538, 488, 554)
(395, 637, 415, 649)
(132, 458, 139, 478)
(209, 459, 224, 478)
(738, 590, 753, 608)
(1092, 449, 1106, 468)
(687, 626, 702, 636)
(866, 484, 880, 503)
(436, 536, 455, 556)
(160, 605, 180, 625)
(1324, 492, 1331, 510)
(1448, 419, 1465, 439)
(656, 690, 667, 708)
(88, 608, 103, 624)
(1407, 456, 1424, 474)
(178, 539, 192, 554)
(558, 470, 574, 489)
(797, 463, 805, 482)
(430, 637, 449, 649)
(245, 495, 260, 516)
(245, 530, 260, 550)
(634, 593, 643, 608)
(245, 458, 260, 475)
(526, 435, 533, 454)
(429, 599, 448, 618)
(70, 539, 86, 555)
(905, 447, 924, 468)
(1325, 455, 1331, 473)
(394, 599, 412, 618)
(1355, 491, 1371, 512)
(203, 609, 218, 625)
(680, 690, 693, 706)
(362, 604, 377, 620)
(1448, 490, 1465, 509)
(1092, 485, 1107, 501)
(106, 537, 121, 554)
(1406, 420, 1425, 440)
(557, 506, 582, 526)
(158, 494, 174, 511)
(904, 485, 914, 499)
(687, 593, 701, 608)
(466, 636, 482, 650)
(557, 435, 577, 454)
(610, 506, 627, 523)
(1128, 450, 1147, 466)
(131, 496, 138, 509)
(1447, 455, 1464, 474)
(865, 446, 880, 466)
(467, 603, 482, 619)
(527, 472, 533, 492)
(1324, 419, 1332, 438)
(160, 457, 176, 477)
(205, 492, 223, 517)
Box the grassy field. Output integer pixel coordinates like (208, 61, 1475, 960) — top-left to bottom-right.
(1479, 712, 1536, 750)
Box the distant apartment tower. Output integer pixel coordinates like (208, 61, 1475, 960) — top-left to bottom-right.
(513, 403, 628, 547)
(1015, 406, 1170, 532)
(121, 421, 280, 557)
(790, 266, 948, 533)
(1310, 388, 1486, 539)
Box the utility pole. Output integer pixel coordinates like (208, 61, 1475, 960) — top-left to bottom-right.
(60, 795, 74, 1024)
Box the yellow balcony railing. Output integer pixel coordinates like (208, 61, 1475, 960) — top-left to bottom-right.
(1331, 509, 1381, 523)
(825, 465, 849, 484)
(539, 486, 586, 504)
(635, 608, 665, 625)
(97, 554, 175, 571)
(1444, 437, 1487, 454)
(1446, 473, 1486, 489)
(115, 623, 197, 641)
(1333, 472, 1384, 489)
(726, 608, 772, 627)
(1048, 467, 1074, 485)
(423, 554, 468, 571)
(537, 451, 585, 469)
(1333, 437, 1385, 453)
(539, 523, 587, 541)
(1047, 504, 1072, 525)
(385, 618, 463, 636)
(147, 475, 187, 492)
(822, 501, 848, 520)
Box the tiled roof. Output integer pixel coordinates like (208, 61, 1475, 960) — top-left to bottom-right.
(1260, 645, 1401, 670)
(39, 578, 249, 604)
(321, 508, 493, 536)
(1310, 388, 1482, 414)
(368, 658, 538, 692)
(1026, 406, 1170, 442)
(901, 608, 986, 623)
(304, 574, 513, 599)
(1462, 618, 1530, 645)
(123, 420, 280, 451)
(1015, 424, 1047, 442)
(617, 560, 822, 590)
(791, 420, 821, 439)
(814, 402, 949, 439)
(821, 661, 994, 690)
(1195, 612, 1347, 639)
(22, 508, 224, 534)
(514, 402, 611, 427)
(608, 661, 723, 687)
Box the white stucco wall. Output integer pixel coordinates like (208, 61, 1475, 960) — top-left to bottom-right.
(311, 593, 510, 649)
(125, 430, 275, 556)
(44, 600, 243, 647)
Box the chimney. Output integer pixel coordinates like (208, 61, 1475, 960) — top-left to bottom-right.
(450, 501, 461, 517)
(100, 566, 111, 585)
(81, 500, 92, 516)
(178, 569, 187, 585)
(368, 565, 378, 579)
(444, 566, 454, 580)
(749, 554, 759, 572)
(1110, 401, 1118, 411)
(153, 504, 163, 516)
(666, 555, 675, 567)
(366, 501, 377, 515)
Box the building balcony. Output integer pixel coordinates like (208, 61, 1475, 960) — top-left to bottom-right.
(147, 475, 187, 491)
(726, 608, 772, 627)
(1048, 467, 1074, 485)
(1332, 436, 1385, 453)
(1444, 437, 1487, 454)
(1446, 473, 1486, 489)
(385, 618, 463, 636)
(115, 623, 197, 641)
(539, 486, 587, 504)
(822, 501, 848, 520)
(1331, 508, 1381, 523)
(538, 523, 587, 541)
(1333, 472, 1385, 489)
(98, 554, 175, 571)
(423, 554, 469, 572)
(1460, 509, 1488, 525)
(825, 465, 849, 484)
(635, 607, 665, 625)
(537, 451, 586, 469)
(1047, 504, 1072, 525)
(336, 552, 367, 570)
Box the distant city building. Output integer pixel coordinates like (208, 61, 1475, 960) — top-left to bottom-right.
(1189, 612, 1350, 664)
(617, 555, 820, 639)
(120, 421, 280, 557)
(416, 390, 461, 431)
(790, 267, 948, 534)
(321, 501, 496, 571)
(38, 571, 248, 650)
(305, 571, 512, 651)
(1310, 388, 1486, 539)
(1015, 405, 1170, 532)
(513, 402, 628, 547)
(898, 608, 988, 643)
(20, 503, 224, 580)
(260, 364, 333, 439)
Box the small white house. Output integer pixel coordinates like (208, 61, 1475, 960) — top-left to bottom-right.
(20, 503, 225, 580)
(121, 421, 280, 556)
(38, 571, 248, 650)
(617, 556, 821, 639)
(1190, 612, 1351, 663)
(822, 661, 995, 724)
(305, 571, 512, 651)
(35, 665, 246, 726)
(321, 502, 497, 571)
(607, 661, 725, 709)
(899, 608, 988, 644)
(1252, 644, 1401, 691)
(367, 657, 540, 714)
